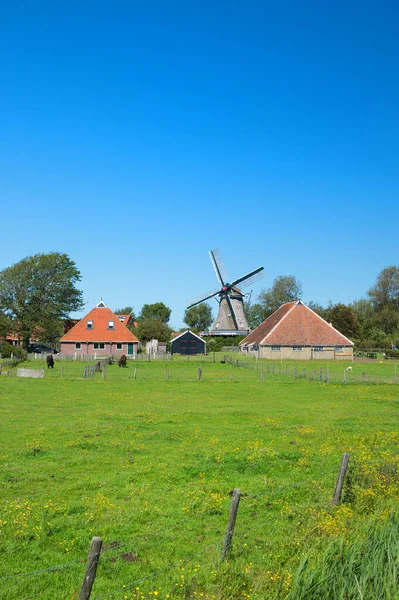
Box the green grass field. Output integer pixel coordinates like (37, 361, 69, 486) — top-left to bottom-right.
(1, 357, 399, 599)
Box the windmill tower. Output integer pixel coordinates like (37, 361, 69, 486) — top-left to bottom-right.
(187, 249, 264, 335)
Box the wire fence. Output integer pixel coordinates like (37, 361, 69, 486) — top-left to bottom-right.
(1, 452, 356, 600)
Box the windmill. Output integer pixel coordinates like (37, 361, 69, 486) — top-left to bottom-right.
(187, 249, 265, 335)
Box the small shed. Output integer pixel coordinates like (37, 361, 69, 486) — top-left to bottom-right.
(171, 330, 206, 355)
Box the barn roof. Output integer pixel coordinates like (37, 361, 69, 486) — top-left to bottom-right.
(171, 330, 206, 343)
(60, 305, 139, 343)
(240, 301, 353, 347)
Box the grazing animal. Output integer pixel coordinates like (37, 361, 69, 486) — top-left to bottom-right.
(118, 354, 127, 367)
(346, 366, 352, 371)
(46, 355, 54, 369)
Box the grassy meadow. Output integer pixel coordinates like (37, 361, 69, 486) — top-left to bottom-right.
(1, 356, 399, 599)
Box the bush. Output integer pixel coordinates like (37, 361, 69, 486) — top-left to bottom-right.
(0, 342, 27, 360)
(202, 335, 246, 352)
(385, 350, 399, 358)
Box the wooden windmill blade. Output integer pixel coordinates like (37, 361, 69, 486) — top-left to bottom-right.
(209, 248, 229, 285)
(230, 266, 265, 290)
(187, 288, 220, 310)
(187, 248, 264, 334)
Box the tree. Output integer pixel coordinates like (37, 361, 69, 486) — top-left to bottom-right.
(139, 302, 171, 324)
(0, 252, 84, 348)
(366, 266, 399, 335)
(135, 319, 172, 344)
(243, 300, 264, 329)
(183, 303, 213, 332)
(325, 303, 360, 339)
(0, 312, 12, 339)
(368, 266, 399, 311)
(258, 275, 303, 319)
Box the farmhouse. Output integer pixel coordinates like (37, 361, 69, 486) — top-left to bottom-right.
(240, 300, 354, 360)
(59, 301, 139, 356)
(171, 330, 206, 355)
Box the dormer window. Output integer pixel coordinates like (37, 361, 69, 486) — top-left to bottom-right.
(108, 320, 114, 330)
(87, 320, 93, 330)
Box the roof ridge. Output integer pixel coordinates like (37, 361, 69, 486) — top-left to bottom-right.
(260, 301, 297, 344)
(303, 303, 354, 346)
(171, 329, 204, 343)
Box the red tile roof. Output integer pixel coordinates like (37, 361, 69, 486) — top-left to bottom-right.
(60, 306, 139, 343)
(240, 301, 353, 347)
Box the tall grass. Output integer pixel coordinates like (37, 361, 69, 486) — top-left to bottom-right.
(288, 513, 399, 599)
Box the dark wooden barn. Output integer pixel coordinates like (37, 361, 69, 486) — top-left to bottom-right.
(171, 330, 206, 355)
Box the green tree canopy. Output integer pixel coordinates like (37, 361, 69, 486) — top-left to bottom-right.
(139, 302, 171, 324)
(0, 312, 12, 339)
(368, 266, 399, 311)
(324, 303, 360, 339)
(243, 301, 264, 329)
(135, 319, 172, 344)
(258, 275, 303, 319)
(183, 303, 213, 332)
(0, 252, 84, 348)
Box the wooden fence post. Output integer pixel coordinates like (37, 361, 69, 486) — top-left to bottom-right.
(362, 372, 366, 384)
(102, 367, 106, 380)
(198, 367, 202, 381)
(319, 367, 323, 382)
(134, 367, 137, 380)
(61, 366, 64, 379)
(332, 453, 350, 506)
(394, 365, 397, 384)
(344, 369, 347, 385)
(79, 536, 102, 600)
(294, 367, 297, 381)
(221, 488, 241, 561)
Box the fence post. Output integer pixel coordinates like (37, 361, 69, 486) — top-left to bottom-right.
(134, 367, 137, 381)
(221, 488, 241, 561)
(362, 372, 365, 384)
(319, 367, 323, 382)
(332, 453, 350, 506)
(294, 367, 297, 381)
(394, 365, 397, 384)
(102, 367, 106, 380)
(230, 369, 232, 381)
(344, 369, 347, 385)
(79, 536, 102, 600)
(61, 366, 64, 379)
(198, 367, 202, 381)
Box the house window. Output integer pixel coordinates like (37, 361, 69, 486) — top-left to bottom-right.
(116, 343, 123, 350)
(117, 316, 125, 322)
(314, 346, 324, 352)
(271, 346, 281, 351)
(75, 343, 81, 350)
(293, 346, 303, 351)
(93, 343, 105, 350)
(87, 321, 93, 330)
(108, 321, 114, 329)
(335, 346, 344, 352)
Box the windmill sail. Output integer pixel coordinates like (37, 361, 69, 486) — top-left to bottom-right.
(187, 250, 265, 335)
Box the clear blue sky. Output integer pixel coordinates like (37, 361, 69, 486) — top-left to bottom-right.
(1, 1, 398, 328)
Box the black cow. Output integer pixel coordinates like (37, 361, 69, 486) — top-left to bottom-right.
(46, 355, 54, 369)
(118, 354, 127, 367)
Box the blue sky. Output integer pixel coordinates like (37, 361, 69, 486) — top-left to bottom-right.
(1, 1, 398, 328)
